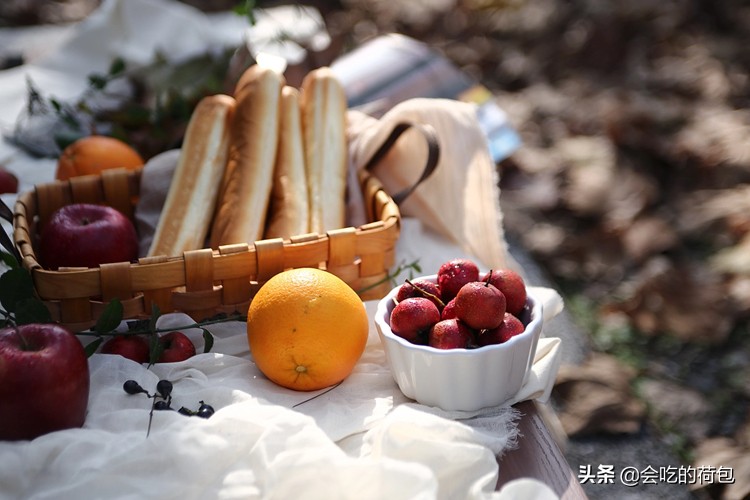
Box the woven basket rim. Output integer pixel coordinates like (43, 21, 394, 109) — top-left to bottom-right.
(12, 167, 401, 329)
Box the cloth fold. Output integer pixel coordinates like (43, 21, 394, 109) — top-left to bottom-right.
(347, 100, 511, 270)
(0, 303, 561, 500)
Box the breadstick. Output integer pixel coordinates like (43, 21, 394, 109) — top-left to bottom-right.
(299, 67, 348, 234)
(148, 94, 235, 257)
(264, 85, 310, 239)
(209, 65, 284, 247)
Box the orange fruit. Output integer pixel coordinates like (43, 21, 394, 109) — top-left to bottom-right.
(55, 135, 144, 181)
(246, 268, 369, 391)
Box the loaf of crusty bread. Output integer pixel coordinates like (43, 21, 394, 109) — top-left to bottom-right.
(147, 94, 235, 257)
(299, 67, 348, 234)
(263, 85, 310, 239)
(209, 65, 284, 247)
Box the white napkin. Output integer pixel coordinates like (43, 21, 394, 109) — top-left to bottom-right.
(347, 100, 512, 271)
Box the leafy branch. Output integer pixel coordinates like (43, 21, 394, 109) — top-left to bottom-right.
(8, 50, 234, 159)
(77, 300, 238, 365)
(356, 259, 422, 295)
(233, 0, 258, 25)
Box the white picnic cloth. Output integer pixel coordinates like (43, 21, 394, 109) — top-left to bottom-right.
(0, 1, 564, 499)
(0, 305, 561, 500)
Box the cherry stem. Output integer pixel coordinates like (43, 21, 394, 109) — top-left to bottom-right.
(484, 270, 493, 287)
(405, 278, 445, 308)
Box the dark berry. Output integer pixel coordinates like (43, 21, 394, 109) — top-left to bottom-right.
(123, 380, 147, 395)
(156, 380, 173, 399)
(196, 401, 215, 419)
(153, 400, 172, 411)
(178, 407, 195, 416)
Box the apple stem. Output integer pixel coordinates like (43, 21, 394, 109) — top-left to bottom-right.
(12, 326, 31, 351)
(405, 278, 445, 308)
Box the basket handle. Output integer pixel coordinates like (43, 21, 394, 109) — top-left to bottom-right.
(362, 121, 440, 205)
(0, 197, 21, 264)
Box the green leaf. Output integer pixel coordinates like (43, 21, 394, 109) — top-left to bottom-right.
(148, 332, 163, 367)
(59, 110, 82, 130)
(0, 252, 18, 269)
(108, 57, 126, 76)
(54, 130, 83, 151)
(0, 267, 35, 313)
(202, 328, 214, 354)
(14, 297, 52, 325)
(233, 0, 257, 24)
(95, 299, 124, 334)
(148, 304, 161, 333)
(88, 74, 109, 90)
(84, 337, 104, 358)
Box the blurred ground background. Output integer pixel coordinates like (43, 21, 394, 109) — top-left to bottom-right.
(1, 1, 749, 499)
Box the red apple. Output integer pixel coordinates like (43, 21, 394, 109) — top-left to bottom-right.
(454, 281, 506, 330)
(482, 269, 527, 316)
(441, 298, 457, 320)
(100, 335, 149, 364)
(389, 297, 441, 345)
(478, 313, 526, 346)
(38, 203, 139, 270)
(0, 168, 18, 194)
(437, 258, 480, 302)
(157, 331, 196, 363)
(428, 319, 476, 349)
(396, 279, 444, 310)
(0, 323, 89, 441)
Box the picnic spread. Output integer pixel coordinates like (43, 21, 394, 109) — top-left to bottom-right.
(0, 1, 567, 498)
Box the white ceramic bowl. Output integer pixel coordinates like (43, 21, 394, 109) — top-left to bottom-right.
(374, 274, 544, 411)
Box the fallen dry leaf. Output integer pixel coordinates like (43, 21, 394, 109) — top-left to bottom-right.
(638, 379, 713, 444)
(677, 185, 750, 236)
(558, 136, 617, 217)
(609, 256, 735, 343)
(619, 215, 679, 263)
(711, 232, 750, 276)
(672, 104, 750, 169)
(553, 352, 646, 436)
(691, 437, 750, 500)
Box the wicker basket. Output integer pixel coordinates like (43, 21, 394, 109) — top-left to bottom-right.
(12, 167, 401, 331)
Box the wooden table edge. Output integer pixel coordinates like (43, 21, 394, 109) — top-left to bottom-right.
(496, 399, 588, 499)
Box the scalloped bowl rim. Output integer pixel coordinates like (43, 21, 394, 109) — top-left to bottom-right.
(374, 274, 543, 355)
(373, 274, 545, 410)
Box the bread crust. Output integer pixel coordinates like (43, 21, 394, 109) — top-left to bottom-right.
(148, 93, 235, 257)
(299, 67, 348, 234)
(209, 65, 285, 247)
(264, 86, 310, 239)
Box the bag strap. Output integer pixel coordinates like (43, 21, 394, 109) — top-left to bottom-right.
(363, 121, 440, 205)
(0, 197, 21, 264)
